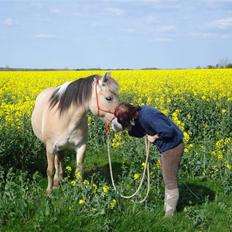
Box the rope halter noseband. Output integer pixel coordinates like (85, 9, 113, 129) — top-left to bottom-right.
(95, 78, 116, 134)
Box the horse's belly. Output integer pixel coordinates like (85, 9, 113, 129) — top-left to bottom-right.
(54, 137, 85, 152)
(55, 142, 76, 151)
(54, 128, 88, 152)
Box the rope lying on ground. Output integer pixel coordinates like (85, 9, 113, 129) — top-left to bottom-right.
(106, 134, 151, 203)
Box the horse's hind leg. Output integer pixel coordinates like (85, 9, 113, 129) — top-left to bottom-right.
(59, 152, 64, 182)
(46, 146, 55, 193)
(53, 152, 64, 188)
(75, 143, 87, 176)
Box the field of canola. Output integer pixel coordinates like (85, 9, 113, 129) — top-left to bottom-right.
(0, 69, 231, 160)
(0, 69, 232, 230)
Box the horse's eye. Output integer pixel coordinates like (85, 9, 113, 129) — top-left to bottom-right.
(105, 96, 112, 101)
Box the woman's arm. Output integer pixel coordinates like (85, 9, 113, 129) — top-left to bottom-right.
(146, 111, 175, 139)
(128, 126, 145, 138)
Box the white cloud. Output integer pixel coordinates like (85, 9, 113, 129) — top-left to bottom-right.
(106, 7, 125, 16)
(145, 15, 159, 24)
(208, 17, 232, 29)
(35, 34, 57, 39)
(50, 8, 61, 14)
(2, 17, 16, 26)
(142, 0, 181, 9)
(151, 37, 173, 42)
(157, 25, 176, 32)
(189, 32, 231, 39)
(121, 16, 176, 37)
(123, 27, 137, 33)
(189, 32, 216, 37)
(142, 16, 176, 33)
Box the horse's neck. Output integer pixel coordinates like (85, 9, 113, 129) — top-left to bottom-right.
(58, 107, 88, 140)
(88, 94, 98, 116)
(67, 104, 88, 123)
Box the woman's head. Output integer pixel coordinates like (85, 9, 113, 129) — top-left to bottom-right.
(112, 102, 139, 131)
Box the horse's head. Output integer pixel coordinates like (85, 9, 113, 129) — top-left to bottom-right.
(90, 72, 120, 129)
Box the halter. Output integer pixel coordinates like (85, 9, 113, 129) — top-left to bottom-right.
(95, 79, 116, 134)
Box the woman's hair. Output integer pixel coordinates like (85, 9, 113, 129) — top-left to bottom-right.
(114, 103, 140, 128)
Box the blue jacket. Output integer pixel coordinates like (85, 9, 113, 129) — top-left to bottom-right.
(128, 106, 183, 153)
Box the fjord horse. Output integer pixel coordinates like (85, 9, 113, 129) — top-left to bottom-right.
(31, 72, 120, 193)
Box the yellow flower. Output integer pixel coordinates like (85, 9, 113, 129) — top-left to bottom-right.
(111, 132, 125, 148)
(65, 166, 72, 173)
(225, 163, 232, 171)
(183, 132, 190, 143)
(141, 162, 146, 169)
(155, 159, 160, 168)
(221, 109, 227, 114)
(110, 199, 117, 209)
(133, 173, 140, 180)
(189, 144, 193, 148)
(83, 180, 90, 185)
(92, 184, 97, 193)
(79, 199, 85, 205)
(217, 153, 223, 160)
(75, 171, 82, 180)
(162, 109, 169, 116)
(103, 185, 109, 193)
(70, 180, 76, 187)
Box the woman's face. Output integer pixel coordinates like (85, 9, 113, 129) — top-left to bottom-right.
(112, 103, 137, 132)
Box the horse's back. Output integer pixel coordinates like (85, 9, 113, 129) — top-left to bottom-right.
(31, 87, 55, 142)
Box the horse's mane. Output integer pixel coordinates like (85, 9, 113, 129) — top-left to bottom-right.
(49, 74, 119, 115)
(49, 75, 99, 114)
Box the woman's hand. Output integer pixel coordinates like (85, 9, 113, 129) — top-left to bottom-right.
(147, 134, 160, 143)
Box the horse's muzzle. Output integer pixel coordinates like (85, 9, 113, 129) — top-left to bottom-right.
(111, 118, 124, 132)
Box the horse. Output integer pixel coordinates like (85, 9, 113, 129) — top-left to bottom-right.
(31, 72, 121, 193)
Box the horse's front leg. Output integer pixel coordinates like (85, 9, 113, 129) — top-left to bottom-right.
(46, 144, 55, 194)
(75, 143, 87, 177)
(53, 152, 64, 188)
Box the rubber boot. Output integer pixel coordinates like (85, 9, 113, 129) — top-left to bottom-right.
(164, 188, 179, 217)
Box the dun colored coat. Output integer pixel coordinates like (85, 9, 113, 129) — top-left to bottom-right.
(31, 72, 120, 193)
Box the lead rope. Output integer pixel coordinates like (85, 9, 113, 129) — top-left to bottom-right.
(106, 134, 151, 203)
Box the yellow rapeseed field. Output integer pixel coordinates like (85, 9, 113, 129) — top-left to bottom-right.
(0, 69, 231, 178)
(0, 69, 231, 127)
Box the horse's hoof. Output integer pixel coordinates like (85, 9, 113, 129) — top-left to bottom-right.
(52, 185, 58, 190)
(46, 188, 53, 194)
(164, 210, 175, 218)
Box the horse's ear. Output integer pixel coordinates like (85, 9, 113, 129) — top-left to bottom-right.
(102, 72, 111, 82)
(99, 72, 111, 87)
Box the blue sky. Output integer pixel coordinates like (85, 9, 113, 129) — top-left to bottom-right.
(0, 0, 232, 69)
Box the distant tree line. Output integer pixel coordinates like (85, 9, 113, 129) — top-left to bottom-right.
(1, 58, 232, 71)
(196, 58, 232, 69)
(196, 64, 232, 69)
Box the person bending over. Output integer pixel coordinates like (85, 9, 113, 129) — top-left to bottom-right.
(113, 103, 184, 217)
